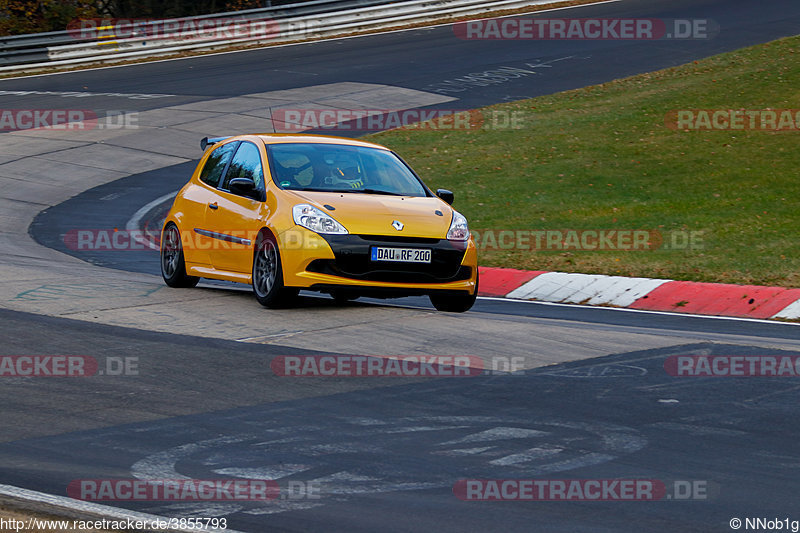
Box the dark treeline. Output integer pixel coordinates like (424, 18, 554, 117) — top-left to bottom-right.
(100, 0, 263, 18)
(0, 0, 318, 36)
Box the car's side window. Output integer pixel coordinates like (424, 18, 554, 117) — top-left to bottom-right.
(221, 141, 265, 194)
(199, 142, 238, 188)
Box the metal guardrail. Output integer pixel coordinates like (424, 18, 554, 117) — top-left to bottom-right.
(0, 0, 556, 73)
(0, 0, 390, 60)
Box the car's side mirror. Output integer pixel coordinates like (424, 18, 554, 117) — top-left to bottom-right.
(436, 188, 454, 205)
(229, 177, 259, 200)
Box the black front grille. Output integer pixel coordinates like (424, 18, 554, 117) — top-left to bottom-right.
(308, 260, 472, 284)
(310, 234, 470, 283)
(357, 234, 440, 244)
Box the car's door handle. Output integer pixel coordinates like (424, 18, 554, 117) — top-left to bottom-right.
(208, 202, 218, 210)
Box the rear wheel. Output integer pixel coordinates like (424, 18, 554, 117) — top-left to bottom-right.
(252, 233, 298, 308)
(160, 223, 199, 288)
(429, 271, 478, 313)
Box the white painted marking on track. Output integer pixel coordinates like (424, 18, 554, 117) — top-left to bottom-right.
(127, 415, 646, 517)
(342, 417, 387, 426)
(241, 501, 325, 515)
(431, 446, 496, 456)
(303, 443, 368, 455)
(145, 502, 245, 519)
(372, 425, 470, 434)
(523, 452, 616, 475)
(132, 435, 242, 479)
(539, 363, 648, 378)
(311, 472, 380, 482)
(0, 89, 174, 99)
(645, 422, 746, 437)
(773, 298, 800, 319)
(587, 276, 673, 307)
(506, 271, 672, 305)
(213, 465, 311, 479)
(236, 331, 305, 342)
(489, 445, 564, 466)
(439, 427, 549, 445)
(125, 189, 180, 251)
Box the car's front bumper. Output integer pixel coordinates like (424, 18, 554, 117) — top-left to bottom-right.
(278, 228, 478, 295)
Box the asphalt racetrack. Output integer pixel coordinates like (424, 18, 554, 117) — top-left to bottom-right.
(3, 0, 800, 531)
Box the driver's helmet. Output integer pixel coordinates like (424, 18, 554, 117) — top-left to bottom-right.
(326, 152, 361, 183)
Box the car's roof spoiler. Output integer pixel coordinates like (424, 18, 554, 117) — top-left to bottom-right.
(200, 136, 230, 151)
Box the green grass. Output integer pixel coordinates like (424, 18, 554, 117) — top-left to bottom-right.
(367, 35, 800, 287)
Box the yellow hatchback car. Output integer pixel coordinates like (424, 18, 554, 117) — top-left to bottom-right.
(160, 134, 478, 312)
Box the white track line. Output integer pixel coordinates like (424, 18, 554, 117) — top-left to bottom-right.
(125, 190, 180, 252)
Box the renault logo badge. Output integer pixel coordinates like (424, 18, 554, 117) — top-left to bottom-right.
(392, 220, 404, 231)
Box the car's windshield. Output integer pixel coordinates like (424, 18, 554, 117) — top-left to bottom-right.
(266, 143, 428, 197)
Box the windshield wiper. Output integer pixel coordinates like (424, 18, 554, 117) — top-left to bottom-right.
(289, 186, 409, 196)
(290, 186, 343, 192)
(353, 188, 405, 196)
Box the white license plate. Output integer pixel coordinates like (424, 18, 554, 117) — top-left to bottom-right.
(371, 247, 432, 263)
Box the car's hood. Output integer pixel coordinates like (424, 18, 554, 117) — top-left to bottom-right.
(288, 191, 454, 239)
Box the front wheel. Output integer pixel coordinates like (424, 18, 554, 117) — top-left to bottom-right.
(161, 223, 199, 288)
(252, 233, 298, 308)
(429, 271, 478, 313)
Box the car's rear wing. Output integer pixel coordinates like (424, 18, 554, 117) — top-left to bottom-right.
(200, 136, 230, 151)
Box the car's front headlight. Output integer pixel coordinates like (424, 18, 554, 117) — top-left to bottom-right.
(447, 210, 470, 241)
(293, 204, 348, 234)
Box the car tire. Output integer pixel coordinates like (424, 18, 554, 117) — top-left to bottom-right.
(252, 232, 298, 308)
(429, 271, 478, 313)
(160, 223, 200, 288)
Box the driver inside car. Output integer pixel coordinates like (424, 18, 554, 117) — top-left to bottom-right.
(322, 153, 364, 188)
